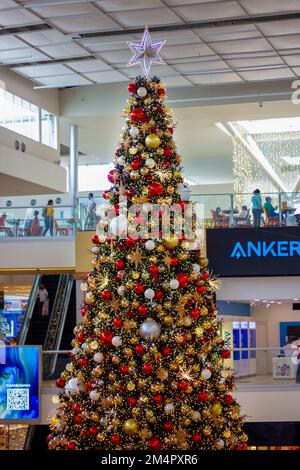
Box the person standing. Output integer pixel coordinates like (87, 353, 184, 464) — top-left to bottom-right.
(37, 283, 49, 317)
(251, 189, 262, 227)
(85, 193, 97, 229)
(43, 200, 54, 236)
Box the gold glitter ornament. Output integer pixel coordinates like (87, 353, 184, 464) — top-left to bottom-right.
(124, 419, 139, 435)
(211, 403, 223, 416)
(156, 244, 164, 253)
(97, 434, 105, 442)
(164, 315, 173, 325)
(203, 426, 212, 437)
(91, 413, 100, 422)
(127, 382, 135, 391)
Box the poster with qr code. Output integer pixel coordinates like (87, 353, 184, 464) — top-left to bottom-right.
(0, 345, 41, 423)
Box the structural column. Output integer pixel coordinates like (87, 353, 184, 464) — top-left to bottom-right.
(69, 124, 78, 217)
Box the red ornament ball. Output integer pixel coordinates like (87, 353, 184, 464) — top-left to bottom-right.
(142, 363, 153, 375)
(162, 346, 172, 357)
(171, 257, 179, 267)
(76, 332, 85, 343)
(128, 397, 137, 407)
(163, 148, 173, 157)
(55, 378, 65, 388)
(149, 265, 159, 276)
(74, 415, 82, 425)
(81, 307, 87, 317)
(89, 426, 98, 436)
(115, 260, 125, 270)
(197, 285, 206, 294)
(163, 421, 174, 432)
(100, 331, 113, 346)
(79, 357, 88, 368)
(128, 82, 137, 94)
(72, 404, 81, 414)
(101, 289, 112, 301)
(198, 391, 208, 402)
(149, 181, 164, 197)
(158, 88, 165, 96)
(91, 234, 99, 245)
(113, 317, 123, 328)
(131, 108, 145, 122)
(66, 441, 76, 450)
(192, 433, 202, 443)
(190, 309, 200, 319)
(202, 272, 209, 281)
(221, 349, 231, 359)
(135, 344, 145, 355)
(111, 434, 122, 445)
(134, 283, 144, 294)
(177, 380, 188, 392)
(224, 394, 234, 405)
(147, 436, 161, 450)
(86, 380, 94, 391)
(131, 159, 140, 171)
(153, 394, 163, 405)
(138, 305, 148, 316)
(120, 365, 129, 375)
(155, 290, 164, 300)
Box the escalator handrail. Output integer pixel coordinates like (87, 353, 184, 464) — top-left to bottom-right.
(43, 274, 66, 350)
(48, 275, 74, 376)
(23, 425, 36, 450)
(17, 274, 42, 345)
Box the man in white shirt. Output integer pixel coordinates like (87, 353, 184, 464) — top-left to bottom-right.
(85, 193, 97, 229)
(37, 284, 48, 317)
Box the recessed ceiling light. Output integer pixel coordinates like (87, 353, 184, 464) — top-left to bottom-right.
(294, 298, 299, 301)
(266, 304, 271, 308)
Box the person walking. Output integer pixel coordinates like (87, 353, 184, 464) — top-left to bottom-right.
(251, 189, 262, 227)
(85, 193, 97, 229)
(37, 283, 49, 317)
(43, 200, 54, 236)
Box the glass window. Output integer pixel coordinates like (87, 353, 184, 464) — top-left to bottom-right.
(0, 90, 39, 141)
(78, 163, 114, 192)
(41, 109, 57, 148)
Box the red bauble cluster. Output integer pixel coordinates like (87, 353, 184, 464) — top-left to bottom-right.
(221, 349, 231, 359)
(149, 182, 164, 197)
(100, 331, 113, 346)
(147, 436, 161, 450)
(101, 289, 112, 301)
(142, 363, 153, 375)
(131, 108, 145, 122)
(198, 391, 208, 402)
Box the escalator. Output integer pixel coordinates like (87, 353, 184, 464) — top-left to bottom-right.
(23, 275, 60, 346)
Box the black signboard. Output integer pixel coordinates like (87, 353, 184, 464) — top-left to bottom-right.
(206, 226, 300, 277)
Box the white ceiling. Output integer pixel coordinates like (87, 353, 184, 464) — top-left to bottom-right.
(0, 0, 296, 88)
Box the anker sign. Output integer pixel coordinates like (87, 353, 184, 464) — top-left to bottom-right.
(206, 227, 300, 277)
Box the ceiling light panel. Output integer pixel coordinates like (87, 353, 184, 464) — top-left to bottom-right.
(197, 24, 261, 42)
(172, 1, 247, 22)
(83, 69, 127, 83)
(162, 75, 192, 87)
(0, 8, 41, 27)
(162, 43, 215, 60)
(227, 56, 284, 68)
(66, 59, 112, 73)
(173, 59, 230, 73)
(30, 2, 99, 17)
(0, 36, 28, 50)
(240, 67, 295, 81)
(269, 34, 300, 50)
(48, 13, 119, 34)
(95, 0, 165, 11)
(187, 71, 243, 84)
(259, 19, 300, 36)
(211, 38, 273, 55)
(17, 29, 66, 46)
(14, 63, 70, 78)
(39, 42, 89, 59)
(34, 74, 92, 87)
(0, 47, 47, 62)
(240, 0, 300, 15)
(109, 7, 183, 28)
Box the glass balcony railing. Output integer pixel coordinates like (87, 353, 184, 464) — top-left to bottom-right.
(0, 192, 299, 239)
(41, 347, 300, 386)
(0, 205, 75, 238)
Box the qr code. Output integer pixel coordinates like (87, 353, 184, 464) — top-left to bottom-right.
(7, 388, 30, 411)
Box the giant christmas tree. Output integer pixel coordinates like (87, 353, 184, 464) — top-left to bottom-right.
(48, 29, 247, 451)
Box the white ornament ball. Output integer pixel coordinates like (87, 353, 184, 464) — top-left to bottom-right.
(93, 352, 104, 363)
(144, 288, 155, 300)
(191, 411, 201, 421)
(201, 368, 212, 380)
(81, 343, 89, 351)
(85, 292, 94, 304)
(65, 378, 85, 396)
(145, 158, 156, 169)
(145, 239, 155, 250)
(112, 335, 122, 347)
(89, 390, 100, 401)
(72, 347, 80, 355)
(109, 214, 127, 237)
(129, 126, 139, 138)
(216, 439, 225, 449)
(170, 279, 179, 289)
(117, 286, 125, 296)
(117, 156, 125, 166)
(92, 246, 100, 254)
(140, 320, 161, 340)
(80, 282, 88, 292)
(164, 403, 175, 414)
(137, 87, 147, 98)
(192, 263, 200, 273)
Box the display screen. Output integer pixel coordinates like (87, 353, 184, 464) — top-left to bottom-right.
(0, 346, 40, 422)
(206, 226, 300, 277)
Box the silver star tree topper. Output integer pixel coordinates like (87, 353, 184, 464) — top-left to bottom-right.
(127, 26, 165, 78)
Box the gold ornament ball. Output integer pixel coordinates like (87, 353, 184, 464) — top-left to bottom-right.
(140, 167, 149, 176)
(97, 433, 105, 443)
(156, 148, 164, 155)
(149, 255, 158, 264)
(164, 301, 172, 310)
(165, 171, 172, 180)
(211, 403, 223, 416)
(132, 271, 140, 280)
(163, 236, 179, 250)
(109, 372, 117, 381)
(231, 411, 240, 420)
(203, 426, 212, 437)
(167, 186, 175, 194)
(200, 257, 209, 267)
(156, 244, 165, 253)
(223, 430, 231, 439)
(142, 272, 150, 280)
(145, 134, 161, 149)
(146, 410, 154, 419)
(124, 348, 133, 357)
(179, 252, 188, 261)
(127, 382, 136, 391)
(132, 300, 139, 309)
(121, 299, 129, 308)
(164, 315, 174, 326)
(124, 419, 139, 435)
(91, 413, 100, 422)
(202, 409, 210, 418)
(131, 407, 139, 417)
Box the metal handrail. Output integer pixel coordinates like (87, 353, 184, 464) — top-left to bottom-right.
(43, 275, 67, 351)
(17, 273, 42, 345)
